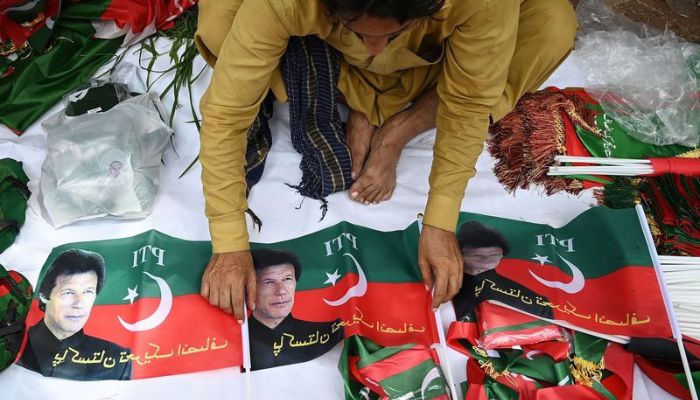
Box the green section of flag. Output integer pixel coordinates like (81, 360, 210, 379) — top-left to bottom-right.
(379, 357, 447, 399)
(37, 231, 212, 303)
(457, 206, 653, 279)
(252, 221, 422, 290)
(575, 111, 693, 159)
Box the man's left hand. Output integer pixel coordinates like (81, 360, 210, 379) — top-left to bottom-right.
(418, 224, 463, 310)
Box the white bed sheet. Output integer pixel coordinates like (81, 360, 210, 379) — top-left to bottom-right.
(0, 40, 677, 400)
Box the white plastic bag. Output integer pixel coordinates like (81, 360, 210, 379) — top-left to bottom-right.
(574, 11, 700, 147)
(40, 92, 172, 227)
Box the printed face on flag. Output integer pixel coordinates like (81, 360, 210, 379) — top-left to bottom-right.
(246, 223, 440, 371)
(18, 232, 243, 380)
(462, 246, 504, 275)
(43, 271, 98, 340)
(452, 207, 673, 340)
(253, 264, 297, 328)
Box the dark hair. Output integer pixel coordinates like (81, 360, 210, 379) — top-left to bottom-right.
(456, 221, 510, 255)
(319, 0, 445, 24)
(38, 249, 107, 311)
(251, 248, 302, 280)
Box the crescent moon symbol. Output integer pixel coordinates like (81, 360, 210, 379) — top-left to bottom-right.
(528, 252, 585, 294)
(420, 367, 442, 399)
(118, 272, 173, 331)
(323, 253, 367, 307)
(525, 350, 543, 360)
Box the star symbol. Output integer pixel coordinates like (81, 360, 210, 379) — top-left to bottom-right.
(324, 269, 341, 286)
(123, 286, 139, 305)
(532, 254, 551, 265)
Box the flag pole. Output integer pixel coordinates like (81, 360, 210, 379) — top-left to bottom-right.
(433, 307, 461, 400)
(242, 302, 252, 400)
(635, 204, 698, 400)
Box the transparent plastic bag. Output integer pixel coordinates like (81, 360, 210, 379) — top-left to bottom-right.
(40, 92, 172, 227)
(574, 20, 700, 147)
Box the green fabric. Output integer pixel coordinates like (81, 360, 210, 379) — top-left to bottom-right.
(0, 17, 122, 132)
(575, 106, 694, 159)
(252, 221, 423, 288)
(0, 159, 30, 253)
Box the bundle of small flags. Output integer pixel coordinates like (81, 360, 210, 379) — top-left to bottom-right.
(489, 87, 699, 256)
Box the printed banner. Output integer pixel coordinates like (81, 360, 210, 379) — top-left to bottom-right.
(248, 221, 439, 371)
(17, 231, 242, 380)
(452, 206, 673, 341)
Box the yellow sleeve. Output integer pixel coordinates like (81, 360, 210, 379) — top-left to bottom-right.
(423, 0, 519, 232)
(199, 0, 290, 253)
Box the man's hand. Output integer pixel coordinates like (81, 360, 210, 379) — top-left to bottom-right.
(418, 224, 463, 310)
(200, 250, 257, 323)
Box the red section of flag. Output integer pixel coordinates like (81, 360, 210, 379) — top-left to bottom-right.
(635, 355, 694, 400)
(601, 343, 634, 400)
(357, 345, 435, 383)
(99, 0, 195, 34)
(477, 302, 564, 350)
(534, 385, 604, 400)
(521, 341, 570, 362)
(24, 294, 242, 378)
(497, 260, 672, 337)
(349, 355, 387, 397)
(293, 280, 438, 347)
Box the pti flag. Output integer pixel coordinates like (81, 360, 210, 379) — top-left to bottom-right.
(17, 230, 242, 380)
(247, 221, 439, 371)
(339, 335, 449, 400)
(454, 206, 673, 341)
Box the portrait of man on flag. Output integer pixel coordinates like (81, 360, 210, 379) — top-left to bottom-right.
(248, 248, 344, 371)
(17, 249, 133, 380)
(451, 221, 553, 321)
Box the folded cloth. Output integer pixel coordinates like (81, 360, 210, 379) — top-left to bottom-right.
(245, 35, 352, 218)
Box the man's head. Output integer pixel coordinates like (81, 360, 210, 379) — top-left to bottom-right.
(251, 249, 302, 329)
(320, 0, 445, 56)
(38, 249, 106, 340)
(456, 222, 510, 276)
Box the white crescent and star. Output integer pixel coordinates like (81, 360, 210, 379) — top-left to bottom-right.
(122, 285, 139, 305)
(322, 253, 367, 307)
(529, 252, 585, 294)
(118, 272, 172, 331)
(420, 367, 442, 399)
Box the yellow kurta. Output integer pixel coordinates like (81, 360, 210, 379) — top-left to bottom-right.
(196, 0, 576, 253)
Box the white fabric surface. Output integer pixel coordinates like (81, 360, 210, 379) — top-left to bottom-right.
(0, 39, 678, 400)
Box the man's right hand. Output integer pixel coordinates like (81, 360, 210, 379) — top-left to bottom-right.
(200, 250, 257, 323)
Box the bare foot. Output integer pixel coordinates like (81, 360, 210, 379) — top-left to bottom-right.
(346, 111, 375, 180)
(349, 87, 439, 205)
(349, 128, 401, 204)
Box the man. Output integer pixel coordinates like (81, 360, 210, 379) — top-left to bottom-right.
(248, 248, 343, 370)
(18, 249, 132, 380)
(196, 0, 578, 321)
(452, 221, 552, 321)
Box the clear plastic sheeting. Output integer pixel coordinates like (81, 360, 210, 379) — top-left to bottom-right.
(40, 93, 172, 227)
(574, 26, 700, 147)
